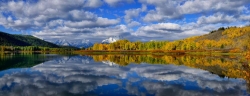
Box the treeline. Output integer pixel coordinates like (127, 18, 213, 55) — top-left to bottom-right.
(90, 40, 168, 50)
(0, 46, 77, 52)
(87, 26, 250, 53)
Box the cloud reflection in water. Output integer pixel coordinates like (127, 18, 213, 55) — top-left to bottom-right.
(0, 55, 248, 96)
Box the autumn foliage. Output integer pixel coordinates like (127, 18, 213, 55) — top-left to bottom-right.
(85, 26, 250, 54)
(91, 55, 246, 78)
(246, 51, 250, 59)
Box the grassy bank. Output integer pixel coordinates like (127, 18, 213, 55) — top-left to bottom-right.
(75, 50, 243, 56)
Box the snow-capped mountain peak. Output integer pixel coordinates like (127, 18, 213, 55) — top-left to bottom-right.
(102, 37, 120, 44)
(55, 39, 71, 46)
(82, 39, 89, 43)
(53, 39, 93, 48)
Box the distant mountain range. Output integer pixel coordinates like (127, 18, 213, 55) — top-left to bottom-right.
(0, 31, 59, 47)
(53, 39, 93, 48)
(53, 37, 120, 48)
(0, 30, 121, 48)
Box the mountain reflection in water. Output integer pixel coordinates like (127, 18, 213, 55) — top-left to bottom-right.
(0, 55, 249, 96)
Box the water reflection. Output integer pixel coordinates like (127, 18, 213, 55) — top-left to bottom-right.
(0, 53, 58, 71)
(0, 55, 249, 96)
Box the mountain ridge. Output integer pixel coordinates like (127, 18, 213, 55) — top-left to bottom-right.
(53, 39, 93, 48)
(53, 37, 120, 48)
(0, 31, 59, 47)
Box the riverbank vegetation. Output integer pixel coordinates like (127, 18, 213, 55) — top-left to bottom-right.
(0, 46, 77, 53)
(80, 26, 250, 59)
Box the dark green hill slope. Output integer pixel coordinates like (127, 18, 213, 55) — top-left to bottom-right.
(0, 31, 59, 47)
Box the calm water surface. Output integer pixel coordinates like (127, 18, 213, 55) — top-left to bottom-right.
(0, 54, 249, 96)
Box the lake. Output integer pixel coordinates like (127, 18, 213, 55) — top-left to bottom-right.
(0, 53, 249, 96)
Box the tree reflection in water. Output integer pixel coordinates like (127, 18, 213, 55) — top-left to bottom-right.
(92, 54, 250, 92)
(0, 54, 248, 96)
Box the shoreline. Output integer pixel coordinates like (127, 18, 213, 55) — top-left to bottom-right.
(1, 50, 244, 56)
(74, 50, 242, 55)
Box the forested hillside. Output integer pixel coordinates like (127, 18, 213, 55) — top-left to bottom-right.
(0, 31, 59, 48)
(88, 26, 250, 52)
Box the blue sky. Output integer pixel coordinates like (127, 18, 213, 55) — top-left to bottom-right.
(0, 0, 250, 43)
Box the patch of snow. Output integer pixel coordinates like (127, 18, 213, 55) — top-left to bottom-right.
(102, 37, 120, 44)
